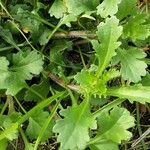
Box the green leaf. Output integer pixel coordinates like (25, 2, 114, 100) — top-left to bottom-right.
(141, 73, 150, 86)
(65, 0, 99, 16)
(116, 0, 138, 20)
(97, 0, 121, 18)
(39, 28, 51, 45)
(49, 0, 66, 19)
(24, 80, 50, 102)
(0, 112, 21, 140)
(90, 140, 118, 150)
(90, 107, 134, 145)
(0, 137, 8, 150)
(0, 26, 20, 50)
(123, 13, 150, 40)
(26, 110, 53, 141)
(0, 50, 43, 95)
(50, 40, 72, 65)
(74, 68, 120, 96)
(116, 48, 147, 83)
(92, 16, 122, 76)
(74, 69, 107, 96)
(107, 85, 150, 104)
(11, 6, 42, 42)
(53, 102, 97, 150)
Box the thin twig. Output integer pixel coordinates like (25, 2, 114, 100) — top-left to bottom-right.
(53, 31, 96, 39)
(48, 72, 79, 91)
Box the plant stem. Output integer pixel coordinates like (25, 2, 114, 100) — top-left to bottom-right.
(0, 98, 8, 115)
(14, 96, 27, 114)
(34, 100, 60, 150)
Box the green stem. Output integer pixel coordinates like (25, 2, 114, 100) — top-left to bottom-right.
(14, 96, 27, 113)
(34, 100, 60, 150)
(0, 91, 67, 141)
(0, 98, 8, 115)
(136, 103, 147, 150)
(67, 88, 77, 106)
(25, 85, 45, 100)
(92, 98, 124, 118)
(0, 0, 13, 20)
(32, 14, 66, 33)
(19, 127, 29, 147)
(0, 42, 28, 52)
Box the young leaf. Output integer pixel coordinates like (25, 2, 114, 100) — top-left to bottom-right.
(0, 50, 43, 95)
(123, 13, 150, 40)
(49, 0, 66, 19)
(26, 110, 54, 141)
(0, 112, 21, 141)
(92, 16, 122, 76)
(53, 102, 97, 150)
(97, 0, 121, 18)
(74, 68, 120, 96)
(107, 85, 150, 104)
(90, 107, 134, 145)
(116, 48, 147, 83)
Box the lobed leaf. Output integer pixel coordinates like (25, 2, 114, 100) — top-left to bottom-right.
(116, 48, 147, 83)
(92, 16, 122, 76)
(53, 102, 97, 150)
(0, 50, 43, 95)
(97, 0, 121, 18)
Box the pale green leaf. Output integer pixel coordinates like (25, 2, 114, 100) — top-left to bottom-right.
(0, 50, 43, 95)
(107, 85, 150, 103)
(74, 68, 120, 96)
(97, 0, 121, 18)
(53, 102, 97, 150)
(116, 48, 147, 83)
(65, 0, 99, 16)
(49, 0, 66, 19)
(92, 16, 122, 76)
(123, 13, 150, 40)
(91, 107, 134, 144)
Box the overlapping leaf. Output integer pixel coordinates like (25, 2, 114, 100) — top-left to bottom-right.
(90, 107, 134, 147)
(116, 0, 138, 20)
(123, 13, 150, 40)
(116, 48, 147, 83)
(49, 0, 99, 18)
(0, 50, 43, 95)
(49, 0, 66, 19)
(97, 0, 121, 18)
(26, 110, 54, 141)
(107, 84, 150, 104)
(92, 16, 122, 76)
(53, 102, 97, 150)
(74, 68, 120, 96)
